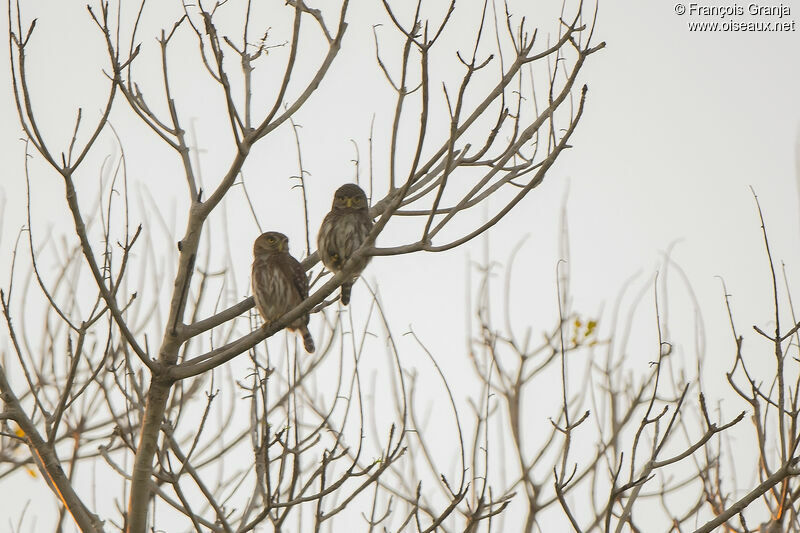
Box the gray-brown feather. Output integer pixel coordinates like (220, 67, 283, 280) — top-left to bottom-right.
(317, 184, 373, 306)
(251, 231, 314, 353)
(317, 210, 373, 277)
(251, 254, 309, 330)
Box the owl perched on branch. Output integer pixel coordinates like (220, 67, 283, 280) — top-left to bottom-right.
(317, 183, 374, 305)
(251, 231, 315, 353)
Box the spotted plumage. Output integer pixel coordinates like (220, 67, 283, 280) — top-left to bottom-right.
(317, 183, 374, 305)
(251, 231, 314, 353)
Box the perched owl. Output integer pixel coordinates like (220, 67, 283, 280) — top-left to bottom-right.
(251, 231, 315, 353)
(317, 183, 374, 305)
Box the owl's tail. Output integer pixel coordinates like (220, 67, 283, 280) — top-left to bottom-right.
(299, 325, 315, 353)
(340, 281, 353, 306)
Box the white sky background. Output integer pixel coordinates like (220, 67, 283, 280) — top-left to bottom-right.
(1, 0, 799, 530)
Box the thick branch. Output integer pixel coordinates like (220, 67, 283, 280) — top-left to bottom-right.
(0, 362, 104, 533)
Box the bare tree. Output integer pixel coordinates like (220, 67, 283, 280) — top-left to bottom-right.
(449, 194, 800, 532)
(3, 2, 800, 532)
(1, 0, 603, 531)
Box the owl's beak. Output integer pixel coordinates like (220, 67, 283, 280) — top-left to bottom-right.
(279, 242, 286, 252)
(345, 198, 353, 208)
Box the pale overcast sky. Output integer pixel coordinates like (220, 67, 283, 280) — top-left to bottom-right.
(1, 0, 799, 529)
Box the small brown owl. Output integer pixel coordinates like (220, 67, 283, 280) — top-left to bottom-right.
(251, 231, 315, 353)
(317, 183, 374, 305)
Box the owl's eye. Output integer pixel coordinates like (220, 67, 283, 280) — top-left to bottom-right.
(267, 236, 276, 243)
(337, 195, 345, 201)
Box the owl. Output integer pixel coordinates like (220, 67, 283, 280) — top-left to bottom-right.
(251, 231, 315, 353)
(317, 183, 374, 305)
